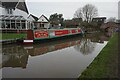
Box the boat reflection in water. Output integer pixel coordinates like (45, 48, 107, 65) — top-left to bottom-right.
(2, 33, 110, 78)
(2, 46, 29, 69)
(2, 36, 82, 69)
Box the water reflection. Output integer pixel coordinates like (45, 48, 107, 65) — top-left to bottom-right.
(2, 36, 82, 69)
(1, 32, 111, 78)
(2, 46, 29, 69)
(74, 32, 110, 55)
(74, 39, 96, 55)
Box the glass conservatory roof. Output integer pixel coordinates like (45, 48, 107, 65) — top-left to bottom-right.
(0, 15, 26, 20)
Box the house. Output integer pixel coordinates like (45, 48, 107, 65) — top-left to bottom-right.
(27, 14, 38, 29)
(0, 0, 32, 30)
(35, 15, 50, 29)
(92, 17, 106, 23)
(28, 14, 38, 21)
(92, 17, 106, 26)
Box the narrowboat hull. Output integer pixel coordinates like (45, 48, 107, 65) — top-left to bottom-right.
(23, 28, 84, 44)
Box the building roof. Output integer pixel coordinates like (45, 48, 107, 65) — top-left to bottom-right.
(39, 15, 49, 21)
(1, 0, 19, 8)
(93, 17, 106, 19)
(30, 14, 38, 21)
(16, 0, 29, 14)
(1, 0, 29, 14)
(0, 15, 26, 20)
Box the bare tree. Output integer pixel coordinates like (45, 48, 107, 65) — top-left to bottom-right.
(74, 4, 98, 23)
(74, 8, 83, 19)
(74, 38, 96, 55)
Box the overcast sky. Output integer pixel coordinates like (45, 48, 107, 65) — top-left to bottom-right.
(26, 0, 119, 19)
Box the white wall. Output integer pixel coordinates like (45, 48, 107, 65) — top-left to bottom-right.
(38, 15, 48, 22)
(0, 7, 30, 29)
(27, 15, 35, 21)
(44, 23, 50, 29)
(0, 7, 29, 19)
(14, 9, 28, 19)
(0, 7, 7, 15)
(0, 7, 2, 15)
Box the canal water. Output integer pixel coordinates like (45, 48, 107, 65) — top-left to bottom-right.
(1, 33, 110, 78)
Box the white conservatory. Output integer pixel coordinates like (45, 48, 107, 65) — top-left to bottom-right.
(0, 0, 34, 30)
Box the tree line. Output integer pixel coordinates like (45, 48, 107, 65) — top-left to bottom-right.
(49, 4, 116, 30)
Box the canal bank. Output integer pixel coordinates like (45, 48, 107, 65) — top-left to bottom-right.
(79, 33, 118, 79)
(0, 33, 26, 44)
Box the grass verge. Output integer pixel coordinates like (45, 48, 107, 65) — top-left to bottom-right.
(79, 33, 118, 79)
(0, 33, 26, 40)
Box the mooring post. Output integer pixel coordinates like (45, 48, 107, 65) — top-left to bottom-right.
(27, 29, 34, 40)
(23, 29, 34, 44)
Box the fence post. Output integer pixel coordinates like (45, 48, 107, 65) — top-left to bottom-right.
(27, 29, 34, 40)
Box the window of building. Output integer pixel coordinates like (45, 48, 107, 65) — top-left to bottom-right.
(21, 20, 26, 29)
(5, 20, 9, 28)
(39, 23, 44, 28)
(7, 9, 13, 14)
(11, 20, 15, 29)
(9, 9, 13, 14)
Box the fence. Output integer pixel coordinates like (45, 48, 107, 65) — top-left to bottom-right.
(0, 29, 28, 33)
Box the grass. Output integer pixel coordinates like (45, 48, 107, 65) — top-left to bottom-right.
(79, 32, 118, 79)
(0, 33, 27, 40)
